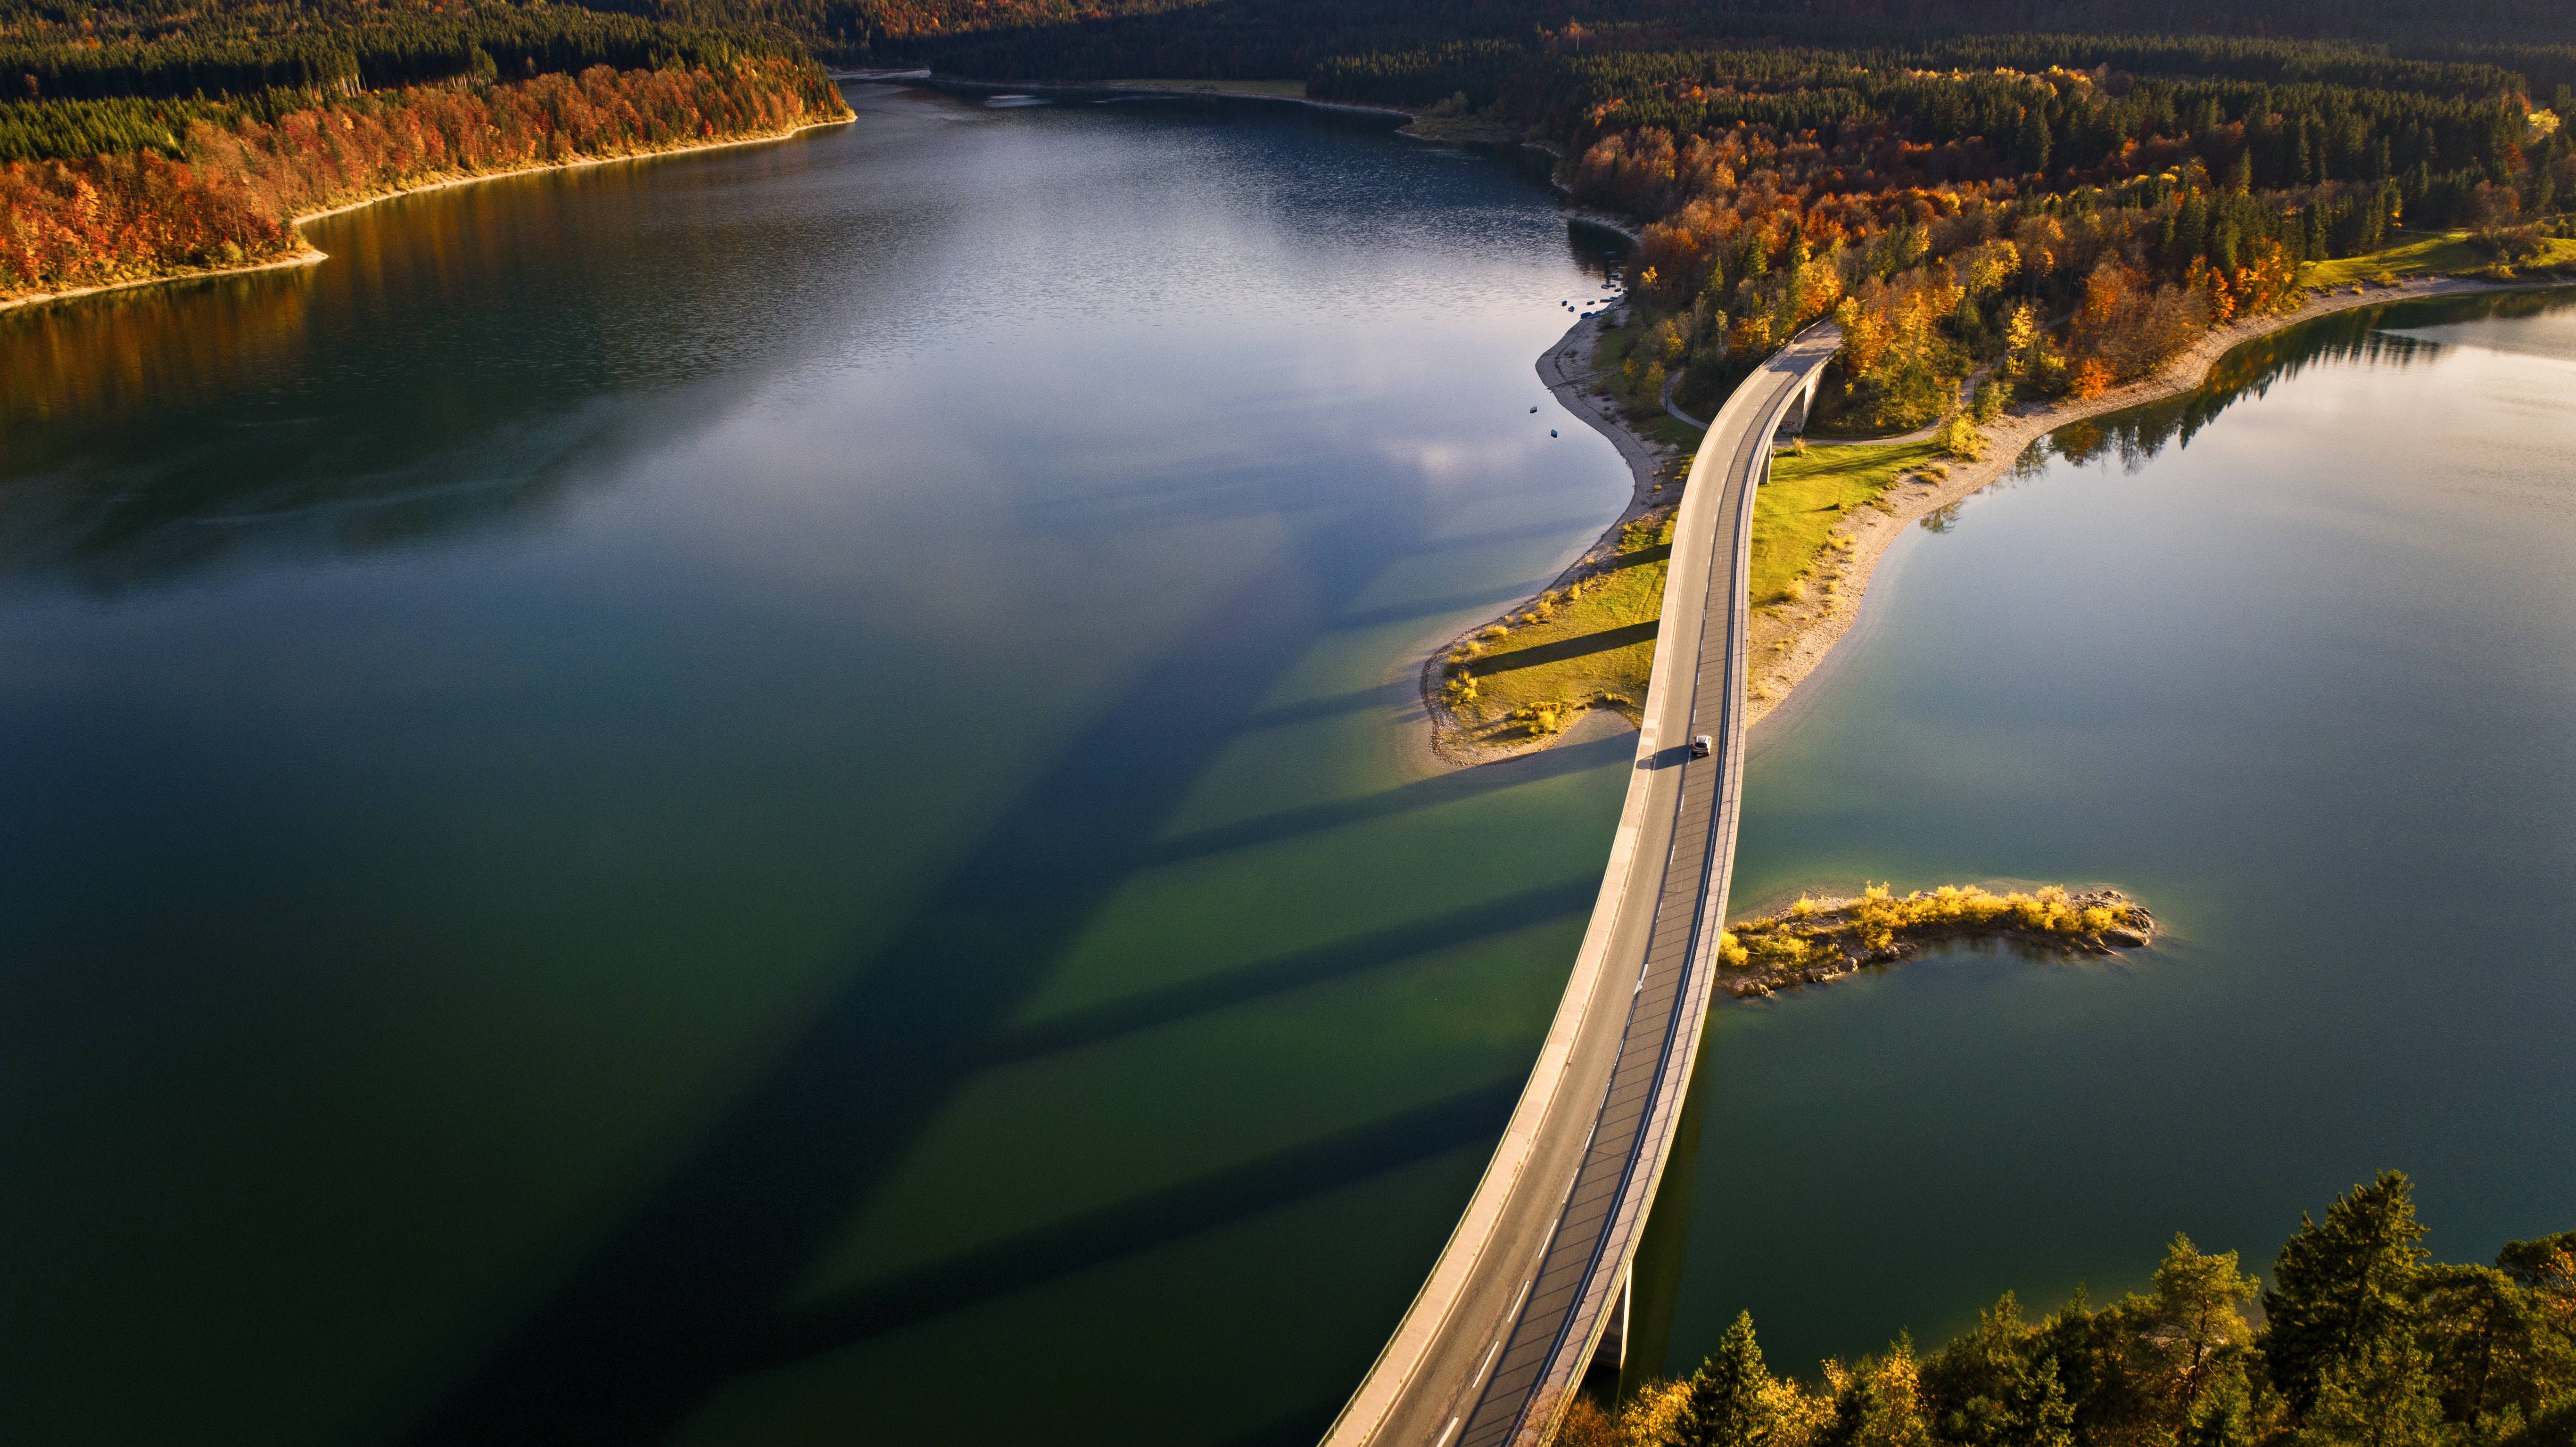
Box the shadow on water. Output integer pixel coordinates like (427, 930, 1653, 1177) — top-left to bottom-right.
(397, 489, 1599, 1443)
(745, 1079, 1521, 1364)
(988, 881, 1602, 1066)
(394, 523, 1343, 1442)
(1133, 727, 1634, 871)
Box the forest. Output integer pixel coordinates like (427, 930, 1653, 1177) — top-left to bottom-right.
(1301, 30, 2576, 433)
(1562, 1173, 2576, 1447)
(0, 55, 847, 304)
(7, 0, 2574, 388)
(0, 0, 857, 304)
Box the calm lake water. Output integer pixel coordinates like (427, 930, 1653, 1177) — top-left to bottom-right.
(1, 86, 1640, 1446)
(5, 82, 2571, 1447)
(1639, 288, 2576, 1382)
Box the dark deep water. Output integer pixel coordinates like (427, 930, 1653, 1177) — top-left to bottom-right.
(1638, 289, 2576, 1386)
(1, 87, 1641, 1445)
(7, 80, 2575, 1447)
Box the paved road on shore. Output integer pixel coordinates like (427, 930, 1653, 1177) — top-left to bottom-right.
(1322, 325, 1844, 1447)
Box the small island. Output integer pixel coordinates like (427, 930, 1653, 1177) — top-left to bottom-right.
(1719, 883, 2156, 998)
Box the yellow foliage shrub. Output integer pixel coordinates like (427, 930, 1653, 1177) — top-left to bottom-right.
(1747, 933, 1812, 967)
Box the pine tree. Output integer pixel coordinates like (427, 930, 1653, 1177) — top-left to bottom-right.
(2291, 1334, 2444, 1447)
(1676, 1311, 1777, 1447)
(2015, 104, 2051, 175)
(2263, 1170, 2430, 1421)
(2184, 1369, 2258, 1447)
(2013, 1358, 2076, 1447)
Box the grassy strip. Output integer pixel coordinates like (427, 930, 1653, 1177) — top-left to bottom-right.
(1440, 507, 1675, 741)
(1438, 436, 1948, 744)
(1751, 440, 1945, 605)
(2302, 228, 2576, 288)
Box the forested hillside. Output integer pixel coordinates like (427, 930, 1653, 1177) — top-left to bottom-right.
(0, 0, 851, 305)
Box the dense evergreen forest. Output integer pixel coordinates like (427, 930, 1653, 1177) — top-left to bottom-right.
(1564, 1173, 2576, 1447)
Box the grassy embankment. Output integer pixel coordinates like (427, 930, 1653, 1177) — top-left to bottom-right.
(2301, 228, 2576, 288)
(1439, 435, 1942, 743)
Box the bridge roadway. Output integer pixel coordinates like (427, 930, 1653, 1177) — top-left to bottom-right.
(1322, 325, 1845, 1447)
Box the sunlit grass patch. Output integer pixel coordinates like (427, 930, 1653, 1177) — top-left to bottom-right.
(1751, 440, 1942, 604)
(2301, 229, 2576, 288)
(1444, 509, 1674, 741)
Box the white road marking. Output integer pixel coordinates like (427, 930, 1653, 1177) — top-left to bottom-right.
(1437, 1416, 1461, 1447)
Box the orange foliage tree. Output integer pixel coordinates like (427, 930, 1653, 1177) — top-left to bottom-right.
(1, 58, 846, 303)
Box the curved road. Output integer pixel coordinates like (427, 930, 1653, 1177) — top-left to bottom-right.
(1323, 325, 1844, 1447)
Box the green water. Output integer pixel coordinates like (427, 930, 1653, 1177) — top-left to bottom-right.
(1643, 290, 2576, 1383)
(0, 87, 1640, 1445)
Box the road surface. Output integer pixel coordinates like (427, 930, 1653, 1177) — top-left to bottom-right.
(1322, 325, 1844, 1447)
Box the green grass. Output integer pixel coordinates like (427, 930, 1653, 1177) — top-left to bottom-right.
(2301, 229, 2576, 288)
(1440, 437, 1943, 745)
(1751, 440, 1944, 604)
(1636, 411, 1705, 448)
(1444, 510, 1673, 742)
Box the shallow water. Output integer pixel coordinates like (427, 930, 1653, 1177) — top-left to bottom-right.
(0, 87, 1640, 1446)
(1639, 289, 2576, 1382)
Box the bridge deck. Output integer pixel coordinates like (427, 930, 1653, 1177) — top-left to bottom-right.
(1322, 326, 1843, 1447)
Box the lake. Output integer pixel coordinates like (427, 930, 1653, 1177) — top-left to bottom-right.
(0, 84, 1640, 1446)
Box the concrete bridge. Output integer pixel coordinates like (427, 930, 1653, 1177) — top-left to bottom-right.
(1322, 325, 1845, 1447)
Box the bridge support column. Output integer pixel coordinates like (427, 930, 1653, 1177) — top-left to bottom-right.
(1589, 1264, 1632, 1376)
(1777, 370, 1824, 437)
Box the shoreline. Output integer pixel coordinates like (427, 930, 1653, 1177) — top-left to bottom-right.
(0, 113, 855, 317)
(1412, 299, 1690, 770)
(1735, 273, 2574, 734)
(1416, 271, 2569, 770)
(903, 73, 1411, 122)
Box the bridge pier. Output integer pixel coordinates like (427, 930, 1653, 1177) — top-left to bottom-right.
(1578, 1265, 1632, 1404)
(1595, 1265, 1631, 1373)
(1776, 368, 1823, 437)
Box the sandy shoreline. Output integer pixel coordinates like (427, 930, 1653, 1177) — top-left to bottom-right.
(0, 113, 854, 316)
(1406, 302, 1693, 771)
(1415, 269, 2568, 772)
